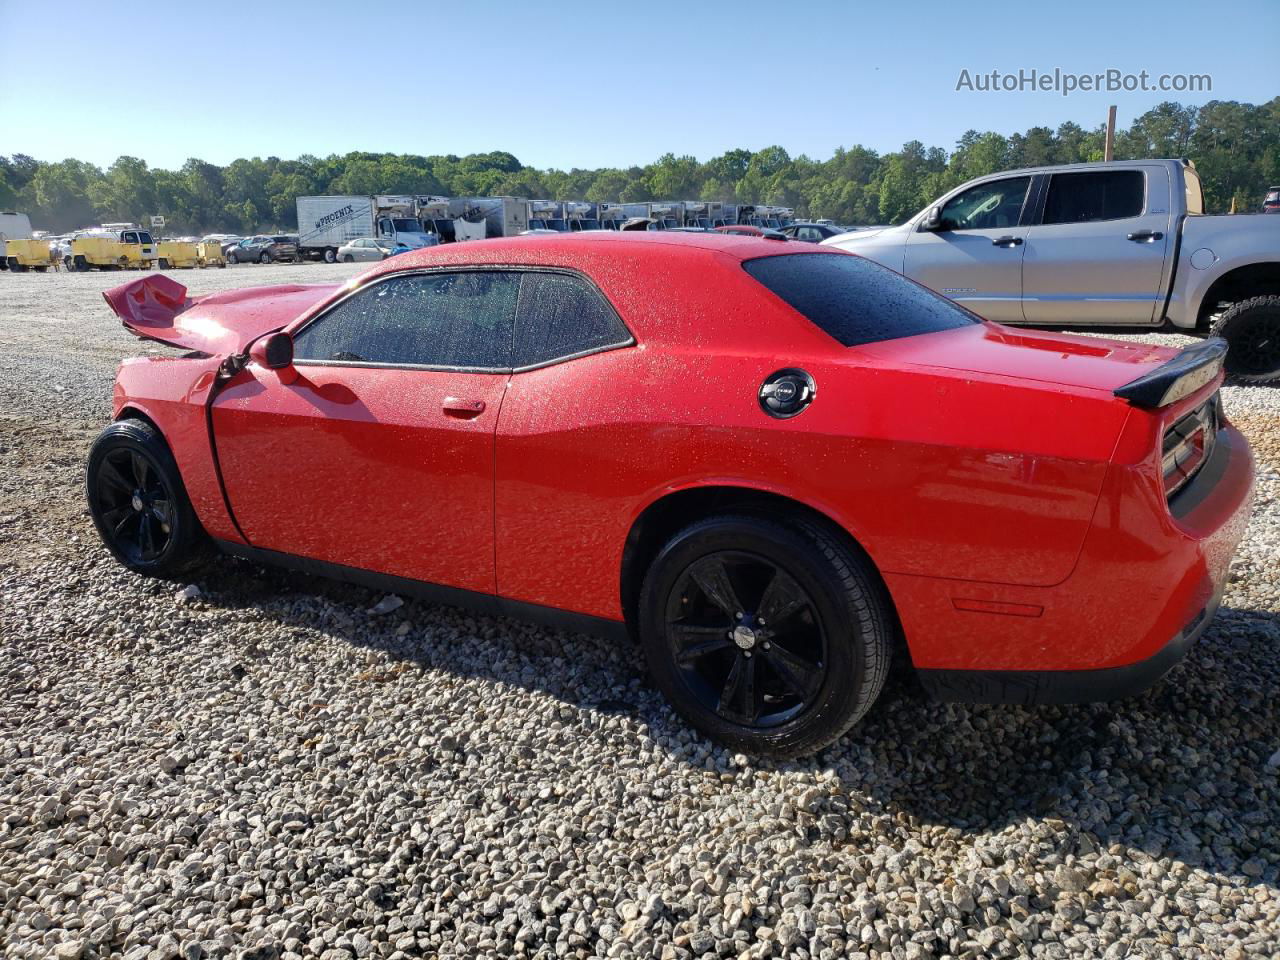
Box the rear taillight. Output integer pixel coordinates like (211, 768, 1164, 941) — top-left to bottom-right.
(1162, 395, 1219, 499)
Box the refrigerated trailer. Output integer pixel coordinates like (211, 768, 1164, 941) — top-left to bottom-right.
(683, 201, 728, 228)
(296, 195, 437, 262)
(563, 202, 600, 231)
(452, 197, 530, 240)
(527, 200, 567, 232)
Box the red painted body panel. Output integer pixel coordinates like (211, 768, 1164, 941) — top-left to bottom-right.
(112, 354, 246, 544)
(209, 363, 507, 594)
(101, 233, 1255, 678)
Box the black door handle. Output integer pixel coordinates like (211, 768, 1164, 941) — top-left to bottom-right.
(1127, 230, 1164, 243)
(992, 235, 1023, 248)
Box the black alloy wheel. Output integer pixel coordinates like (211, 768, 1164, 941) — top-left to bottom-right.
(86, 419, 210, 576)
(92, 445, 174, 564)
(639, 514, 892, 758)
(665, 550, 826, 728)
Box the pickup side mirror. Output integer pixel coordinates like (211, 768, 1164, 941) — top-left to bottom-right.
(920, 206, 944, 231)
(249, 331, 298, 384)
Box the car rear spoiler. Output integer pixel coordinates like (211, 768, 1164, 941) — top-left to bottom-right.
(1113, 338, 1228, 409)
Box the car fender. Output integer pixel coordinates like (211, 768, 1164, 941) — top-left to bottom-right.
(112, 353, 246, 544)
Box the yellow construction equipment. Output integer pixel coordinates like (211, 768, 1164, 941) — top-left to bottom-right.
(196, 239, 227, 268)
(69, 226, 158, 271)
(3, 238, 53, 272)
(156, 240, 200, 269)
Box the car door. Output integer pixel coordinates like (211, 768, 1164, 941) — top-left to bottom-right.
(902, 175, 1033, 323)
(211, 269, 521, 594)
(1021, 166, 1174, 325)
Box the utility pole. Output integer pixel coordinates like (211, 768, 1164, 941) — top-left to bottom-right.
(1104, 105, 1117, 162)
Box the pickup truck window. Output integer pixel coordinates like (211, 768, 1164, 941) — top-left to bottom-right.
(1042, 171, 1144, 225)
(939, 177, 1031, 231)
(744, 252, 977, 347)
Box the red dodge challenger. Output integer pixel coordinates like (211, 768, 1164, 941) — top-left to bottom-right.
(90, 232, 1255, 757)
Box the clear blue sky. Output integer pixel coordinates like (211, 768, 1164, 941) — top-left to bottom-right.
(2, 0, 1274, 172)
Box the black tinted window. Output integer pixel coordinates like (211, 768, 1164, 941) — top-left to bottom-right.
(743, 253, 977, 347)
(1043, 171, 1144, 224)
(514, 272, 631, 367)
(293, 271, 520, 368)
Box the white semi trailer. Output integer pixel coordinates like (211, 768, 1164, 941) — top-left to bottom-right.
(296, 195, 437, 262)
(527, 200, 567, 232)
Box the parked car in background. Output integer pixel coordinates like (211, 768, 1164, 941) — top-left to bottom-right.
(1264, 186, 1279, 213)
(337, 237, 417, 261)
(825, 159, 1280, 381)
(715, 225, 787, 240)
(779, 222, 848, 242)
(91, 232, 1254, 757)
(227, 235, 298, 264)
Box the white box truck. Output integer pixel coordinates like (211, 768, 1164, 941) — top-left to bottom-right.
(296, 195, 437, 262)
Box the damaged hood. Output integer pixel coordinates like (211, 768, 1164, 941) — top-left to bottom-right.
(103, 274, 339, 355)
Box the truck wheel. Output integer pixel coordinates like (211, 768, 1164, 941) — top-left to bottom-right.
(638, 514, 893, 758)
(34, 265, 48, 273)
(74, 256, 90, 272)
(1212, 295, 1280, 383)
(158, 258, 171, 270)
(323, 248, 337, 264)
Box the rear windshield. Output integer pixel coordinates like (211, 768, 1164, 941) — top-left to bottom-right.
(742, 253, 978, 347)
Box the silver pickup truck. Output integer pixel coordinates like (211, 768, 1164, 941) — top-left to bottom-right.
(824, 159, 1280, 381)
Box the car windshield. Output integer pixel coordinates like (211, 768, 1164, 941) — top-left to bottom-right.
(743, 253, 978, 347)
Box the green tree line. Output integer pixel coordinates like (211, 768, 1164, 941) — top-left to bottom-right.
(3, 99, 1276, 235)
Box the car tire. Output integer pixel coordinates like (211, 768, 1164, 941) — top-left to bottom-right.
(1211, 295, 1280, 383)
(638, 513, 892, 758)
(86, 419, 212, 578)
(342, 254, 354, 263)
(259, 252, 271, 265)
(323, 248, 337, 264)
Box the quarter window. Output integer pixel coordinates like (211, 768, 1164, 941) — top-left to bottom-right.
(293, 271, 521, 369)
(513, 272, 631, 367)
(1042, 171, 1145, 224)
(938, 177, 1032, 231)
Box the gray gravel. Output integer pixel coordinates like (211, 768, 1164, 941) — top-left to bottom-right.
(1, 264, 1277, 959)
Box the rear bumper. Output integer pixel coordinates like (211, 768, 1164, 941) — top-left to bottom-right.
(888, 422, 1254, 695)
(916, 583, 1223, 704)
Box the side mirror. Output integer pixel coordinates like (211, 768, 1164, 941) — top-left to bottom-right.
(249, 331, 298, 384)
(920, 206, 943, 231)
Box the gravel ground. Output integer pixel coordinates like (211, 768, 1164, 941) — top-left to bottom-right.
(1, 263, 1277, 960)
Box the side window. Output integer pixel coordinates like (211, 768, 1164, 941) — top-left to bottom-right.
(1042, 171, 1145, 225)
(122, 231, 138, 244)
(293, 271, 521, 369)
(514, 272, 631, 367)
(938, 176, 1032, 231)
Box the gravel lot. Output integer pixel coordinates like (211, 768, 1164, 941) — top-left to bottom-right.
(1, 262, 1277, 960)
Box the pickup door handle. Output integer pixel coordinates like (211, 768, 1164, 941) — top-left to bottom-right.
(442, 397, 486, 418)
(991, 235, 1023, 248)
(1127, 230, 1164, 243)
